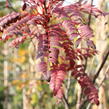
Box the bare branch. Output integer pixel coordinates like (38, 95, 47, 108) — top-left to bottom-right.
(76, 85, 82, 109)
(65, 71, 72, 99)
(62, 94, 70, 109)
(93, 49, 109, 83)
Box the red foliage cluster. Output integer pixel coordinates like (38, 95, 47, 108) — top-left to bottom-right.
(9, 36, 26, 47)
(0, 0, 107, 105)
(50, 69, 66, 100)
(72, 69, 99, 105)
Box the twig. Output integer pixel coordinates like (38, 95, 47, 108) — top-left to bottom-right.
(86, 103, 92, 109)
(62, 94, 70, 109)
(6, 0, 18, 12)
(63, 72, 72, 109)
(84, 58, 87, 72)
(78, 0, 84, 3)
(98, 65, 109, 87)
(84, 0, 94, 72)
(88, 0, 94, 26)
(93, 49, 109, 83)
(76, 84, 82, 109)
(65, 71, 72, 99)
(8, 6, 18, 12)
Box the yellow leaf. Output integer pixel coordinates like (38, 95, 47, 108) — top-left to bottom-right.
(11, 80, 20, 85)
(12, 56, 26, 63)
(18, 49, 27, 56)
(20, 73, 28, 79)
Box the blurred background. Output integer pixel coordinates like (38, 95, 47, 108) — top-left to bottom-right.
(0, 0, 109, 109)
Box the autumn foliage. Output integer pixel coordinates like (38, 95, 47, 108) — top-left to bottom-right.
(0, 0, 107, 105)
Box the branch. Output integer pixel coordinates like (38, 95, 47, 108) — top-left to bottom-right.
(65, 71, 72, 99)
(88, 0, 94, 26)
(98, 65, 109, 87)
(78, 0, 82, 2)
(84, 0, 94, 72)
(63, 72, 72, 109)
(76, 84, 82, 109)
(62, 94, 70, 109)
(93, 49, 109, 83)
(6, 0, 18, 12)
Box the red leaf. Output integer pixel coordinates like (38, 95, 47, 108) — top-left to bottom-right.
(79, 25, 93, 38)
(9, 36, 26, 47)
(50, 69, 66, 100)
(72, 72, 99, 105)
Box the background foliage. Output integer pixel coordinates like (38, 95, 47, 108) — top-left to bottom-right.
(0, 0, 109, 109)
